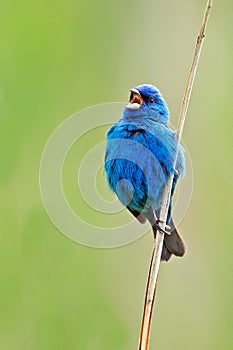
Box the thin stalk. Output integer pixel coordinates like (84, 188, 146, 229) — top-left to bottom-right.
(138, 1, 213, 349)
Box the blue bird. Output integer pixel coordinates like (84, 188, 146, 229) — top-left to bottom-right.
(104, 84, 186, 261)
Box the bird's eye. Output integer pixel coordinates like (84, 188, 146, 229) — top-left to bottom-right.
(149, 98, 154, 103)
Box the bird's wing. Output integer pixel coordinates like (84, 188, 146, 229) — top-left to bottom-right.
(126, 207, 147, 224)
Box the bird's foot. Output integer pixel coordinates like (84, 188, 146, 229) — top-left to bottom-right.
(154, 220, 171, 236)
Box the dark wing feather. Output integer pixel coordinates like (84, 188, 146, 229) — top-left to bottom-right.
(126, 207, 147, 224)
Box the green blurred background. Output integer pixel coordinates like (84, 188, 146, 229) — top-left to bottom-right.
(0, 0, 232, 349)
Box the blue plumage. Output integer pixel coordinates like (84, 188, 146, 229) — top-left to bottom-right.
(104, 84, 186, 260)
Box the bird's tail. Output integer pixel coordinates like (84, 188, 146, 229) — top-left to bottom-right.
(153, 218, 186, 261)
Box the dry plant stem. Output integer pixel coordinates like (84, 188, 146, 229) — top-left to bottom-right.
(138, 1, 213, 349)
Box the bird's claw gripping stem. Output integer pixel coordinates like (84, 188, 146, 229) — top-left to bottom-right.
(154, 219, 171, 236)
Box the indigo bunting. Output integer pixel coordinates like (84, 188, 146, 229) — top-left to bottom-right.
(104, 84, 186, 261)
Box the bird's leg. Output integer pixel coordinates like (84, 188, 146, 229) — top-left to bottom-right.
(154, 219, 171, 236)
(145, 209, 171, 237)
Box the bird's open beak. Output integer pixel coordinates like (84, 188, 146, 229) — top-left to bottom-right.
(126, 88, 143, 110)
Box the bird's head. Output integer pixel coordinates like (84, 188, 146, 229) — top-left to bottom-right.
(122, 84, 169, 124)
